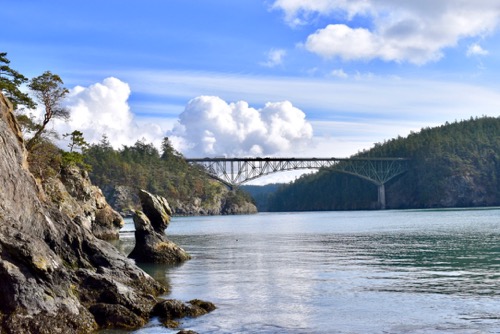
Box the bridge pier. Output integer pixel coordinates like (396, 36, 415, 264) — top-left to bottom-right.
(378, 184, 386, 210)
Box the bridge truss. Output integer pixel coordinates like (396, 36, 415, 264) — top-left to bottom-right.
(186, 157, 409, 209)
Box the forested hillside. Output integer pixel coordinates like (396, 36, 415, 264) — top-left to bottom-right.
(84, 137, 256, 216)
(241, 184, 282, 212)
(268, 117, 500, 211)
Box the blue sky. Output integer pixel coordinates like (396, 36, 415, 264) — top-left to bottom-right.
(3, 0, 500, 183)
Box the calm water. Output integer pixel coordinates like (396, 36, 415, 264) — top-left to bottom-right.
(113, 208, 500, 333)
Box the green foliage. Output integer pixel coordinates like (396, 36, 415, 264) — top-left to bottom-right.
(268, 169, 378, 211)
(84, 137, 250, 212)
(27, 130, 91, 180)
(241, 184, 282, 211)
(268, 117, 500, 211)
(26, 71, 69, 151)
(0, 52, 36, 109)
(61, 151, 91, 171)
(27, 139, 63, 180)
(63, 130, 89, 153)
(15, 113, 38, 134)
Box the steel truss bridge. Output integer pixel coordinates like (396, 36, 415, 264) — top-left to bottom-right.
(186, 157, 409, 209)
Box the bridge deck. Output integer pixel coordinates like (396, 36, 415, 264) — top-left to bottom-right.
(187, 157, 409, 210)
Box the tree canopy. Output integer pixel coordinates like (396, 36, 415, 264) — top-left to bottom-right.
(0, 52, 35, 109)
(26, 71, 69, 150)
(267, 117, 500, 211)
(84, 137, 253, 214)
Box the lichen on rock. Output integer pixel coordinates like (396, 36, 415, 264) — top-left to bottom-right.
(45, 164, 125, 240)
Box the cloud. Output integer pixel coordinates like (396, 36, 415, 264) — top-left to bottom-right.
(305, 25, 383, 61)
(271, 0, 370, 26)
(53, 77, 166, 149)
(330, 68, 348, 78)
(467, 43, 489, 57)
(121, 69, 500, 127)
(113, 68, 500, 161)
(274, 0, 500, 64)
(168, 96, 313, 157)
(260, 48, 287, 67)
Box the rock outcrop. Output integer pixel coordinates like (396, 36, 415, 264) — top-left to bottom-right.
(43, 165, 124, 240)
(129, 190, 191, 263)
(151, 299, 216, 329)
(171, 187, 258, 215)
(104, 184, 258, 216)
(105, 184, 139, 217)
(0, 93, 166, 332)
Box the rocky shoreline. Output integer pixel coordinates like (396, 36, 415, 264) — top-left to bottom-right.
(106, 184, 258, 217)
(0, 92, 214, 333)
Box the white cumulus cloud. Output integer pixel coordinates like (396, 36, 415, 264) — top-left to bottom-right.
(53, 77, 166, 149)
(168, 96, 313, 157)
(274, 0, 500, 64)
(260, 48, 287, 68)
(331, 68, 349, 78)
(467, 43, 489, 57)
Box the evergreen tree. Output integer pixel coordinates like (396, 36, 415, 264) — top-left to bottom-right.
(268, 117, 500, 211)
(26, 71, 69, 151)
(0, 52, 35, 109)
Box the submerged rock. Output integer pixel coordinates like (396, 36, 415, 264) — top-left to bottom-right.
(151, 299, 216, 328)
(129, 190, 190, 263)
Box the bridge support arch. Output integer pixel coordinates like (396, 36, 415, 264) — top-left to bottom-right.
(187, 157, 409, 210)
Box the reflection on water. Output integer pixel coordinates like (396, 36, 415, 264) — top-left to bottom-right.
(363, 232, 500, 296)
(113, 208, 500, 333)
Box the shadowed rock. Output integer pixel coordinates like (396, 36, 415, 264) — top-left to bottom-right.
(89, 303, 145, 330)
(0, 92, 166, 333)
(128, 190, 190, 263)
(151, 299, 216, 329)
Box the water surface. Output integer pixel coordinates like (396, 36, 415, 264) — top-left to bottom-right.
(116, 208, 500, 333)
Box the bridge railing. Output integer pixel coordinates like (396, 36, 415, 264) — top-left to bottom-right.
(187, 157, 409, 210)
(186, 157, 409, 187)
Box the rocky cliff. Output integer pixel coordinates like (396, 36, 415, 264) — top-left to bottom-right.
(108, 184, 258, 217)
(0, 93, 166, 332)
(43, 165, 124, 240)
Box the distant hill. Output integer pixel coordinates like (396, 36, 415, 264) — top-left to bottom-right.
(84, 138, 256, 216)
(267, 117, 500, 211)
(241, 184, 283, 212)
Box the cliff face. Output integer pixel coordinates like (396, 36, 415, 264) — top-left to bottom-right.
(108, 184, 258, 216)
(43, 165, 124, 240)
(0, 93, 166, 332)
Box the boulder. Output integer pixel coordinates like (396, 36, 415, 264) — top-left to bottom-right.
(138, 189, 172, 231)
(128, 193, 191, 263)
(151, 299, 216, 328)
(0, 92, 166, 332)
(88, 303, 145, 330)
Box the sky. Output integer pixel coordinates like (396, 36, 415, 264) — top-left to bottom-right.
(3, 0, 500, 183)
